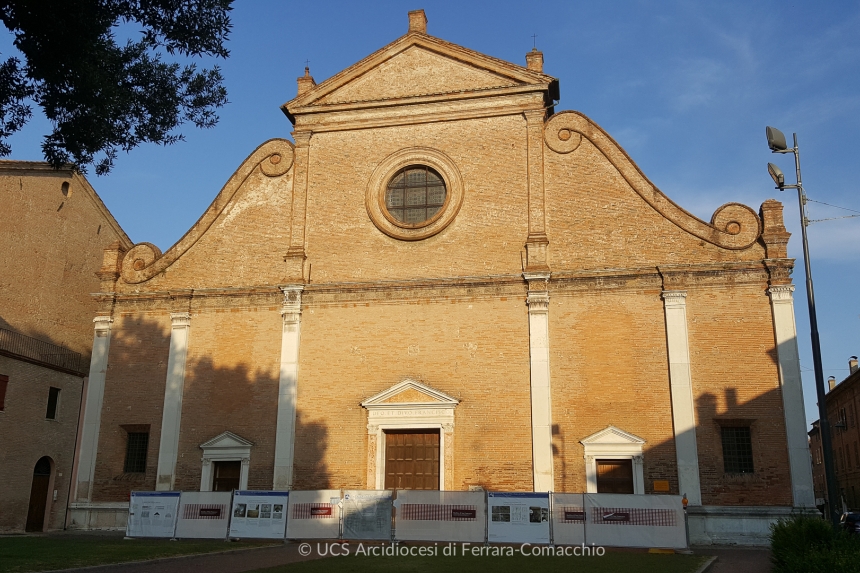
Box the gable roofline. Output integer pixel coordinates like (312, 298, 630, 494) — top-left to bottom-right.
(580, 425, 646, 445)
(199, 430, 255, 449)
(281, 31, 559, 124)
(361, 378, 460, 409)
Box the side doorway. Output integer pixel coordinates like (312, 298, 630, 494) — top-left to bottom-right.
(26, 456, 53, 532)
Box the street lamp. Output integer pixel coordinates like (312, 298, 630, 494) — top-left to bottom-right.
(765, 126, 840, 526)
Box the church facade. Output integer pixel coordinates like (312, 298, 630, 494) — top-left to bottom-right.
(69, 10, 814, 542)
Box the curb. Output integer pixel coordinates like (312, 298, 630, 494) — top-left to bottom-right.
(693, 555, 718, 573)
(32, 541, 287, 573)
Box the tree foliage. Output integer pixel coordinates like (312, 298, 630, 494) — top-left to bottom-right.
(0, 0, 232, 174)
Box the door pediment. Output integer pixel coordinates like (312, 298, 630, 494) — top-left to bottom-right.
(361, 378, 459, 411)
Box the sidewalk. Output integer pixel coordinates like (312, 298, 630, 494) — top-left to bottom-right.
(49, 543, 770, 573)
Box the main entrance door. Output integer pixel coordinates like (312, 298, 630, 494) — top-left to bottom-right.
(596, 459, 635, 494)
(384, 430, 440, 490)
(26, 457, 52, 532)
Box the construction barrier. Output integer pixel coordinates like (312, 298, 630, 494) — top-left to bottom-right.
(174, 491, 232, 539)
(550, 493, 585, 546)
(584, 493, 686, 549)
(342, 490, 392, 540)
(230, 491, 289, 539)
(286, 489, 342, 539)
(127, 491, 180, 538)
(394, 490, 485, 542)
(487, 491, 550, 544)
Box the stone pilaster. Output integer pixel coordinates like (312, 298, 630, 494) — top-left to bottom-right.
(525, 271, 553, 491)
(662, 290, 703, 505)
(155, 312, 192, 491)
(75, 315, 113, 501)
(768, 285, 816, 507)
(273, 285, 303, 490)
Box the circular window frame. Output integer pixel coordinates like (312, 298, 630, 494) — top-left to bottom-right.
(366, 147, 464, 241)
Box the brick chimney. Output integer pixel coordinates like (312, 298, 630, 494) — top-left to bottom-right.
(297, 67, 316, 97)
(829, 376, 837, 391)
(526, 48, 543, 73)
(408, 9, 427, 34)
(851, 356, 859, 374)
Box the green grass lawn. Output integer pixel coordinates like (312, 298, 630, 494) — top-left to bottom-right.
(0, 535, 276, 573)
(254, 548, 709, 573)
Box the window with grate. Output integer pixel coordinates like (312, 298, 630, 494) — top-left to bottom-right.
(124, 432, 149, 473)
(721, 426, 754, 473)
(45, 387, 60, 419)
(385, 166, 447, 226)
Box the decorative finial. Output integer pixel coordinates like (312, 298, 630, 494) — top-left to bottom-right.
(532, 33, 537, 49)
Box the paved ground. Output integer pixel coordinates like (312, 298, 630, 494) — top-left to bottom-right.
(46, 542, 770, 573)
(695, 546, 771, 573)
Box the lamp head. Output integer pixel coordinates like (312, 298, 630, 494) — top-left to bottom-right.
(766, 126, 788, 152)
(768, 162, 785, 189)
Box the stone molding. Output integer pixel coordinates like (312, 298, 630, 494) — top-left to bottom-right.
(120, 139, 295, 284)
(365, 146, 465, 241)
(767, 284, 795, 302)
(544, 111, 762, 250)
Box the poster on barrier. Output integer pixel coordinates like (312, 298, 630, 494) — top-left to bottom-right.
(127, 491, 180, 537)
(487, 492, 550, 544)
(229, 491, 289, 539)
(342, 490, 392, 540)
(551, 493, 585, 545)
(286, 489, 342, 539)
(174, 491, 232, 539)
(584, 493, 686, 549)
(394, 490, 485, 542)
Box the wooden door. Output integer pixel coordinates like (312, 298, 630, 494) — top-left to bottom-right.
(596, 459, 634, 494)
(384, 430, 440, 490)
(212, 461, 241, 492)
(26, 457, 52, 532)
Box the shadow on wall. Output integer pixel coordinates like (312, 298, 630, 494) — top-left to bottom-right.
(91, 313, 330, 499)
(0, 313, 91, 374)
(551, 334, 799, 506)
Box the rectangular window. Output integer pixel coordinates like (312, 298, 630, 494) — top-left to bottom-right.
(721, 426, 754, 473)
(45, 387, 60, 419)
(124, 432, 149, 473)
(0, 374, 7, 410)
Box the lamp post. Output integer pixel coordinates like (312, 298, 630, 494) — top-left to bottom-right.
(766, 126, 840, 526)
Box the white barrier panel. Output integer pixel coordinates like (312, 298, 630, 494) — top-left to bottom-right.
(342, 490, 392, 540)
(286, 489, 342, 539)
(174, 491, 232, 539)
(550, 493, 585, 545)
(394, 490, 486, 542)
(584, 494, 686, 549)
(487, 492, 550, 544)
(127, 491, 180, 537)
(230, 491, 289, 539)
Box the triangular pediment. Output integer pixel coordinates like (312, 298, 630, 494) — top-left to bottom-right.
(200, 431, 254, 450)
(286, 33, 555, 111)
(361, 379, 459, 409)
(580, 426, 645, 446)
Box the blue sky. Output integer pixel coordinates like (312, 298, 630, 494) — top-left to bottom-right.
(3, 1, 859, 425)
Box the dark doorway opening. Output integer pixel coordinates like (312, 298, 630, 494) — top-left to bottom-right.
(26, 456, 52, 532)
(596, 459, 634, 494)
(384, 430, 440, 490)
(212, 461, 241, 492)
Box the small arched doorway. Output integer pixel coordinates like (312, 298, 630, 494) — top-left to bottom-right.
(25, 457, 53, 532)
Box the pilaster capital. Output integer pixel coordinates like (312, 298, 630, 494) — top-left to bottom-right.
(768, 284, 796, 302)
(585, 455, 595, 464)
(292, 131, 313, 147)
(367, 424, 379, 434)
(523, 109, 547, 124)
(524, 271, 551, 290)
(442, 423, 455, 434)
(633, 455, 644, 466)
(201, 458, 211, 466)
(661, 290, 687, 308)
(526, 291, 550, 313)
(241, 457, 250, 467)
(280, 284, 304, 323)
(170, 312, 192, 328)
(93, 315, 113, 335)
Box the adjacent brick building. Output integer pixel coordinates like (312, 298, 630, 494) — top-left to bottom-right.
(809, 357, 860, 513)
(0, 162, 131, 532)
(68, 10, 815, 544)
